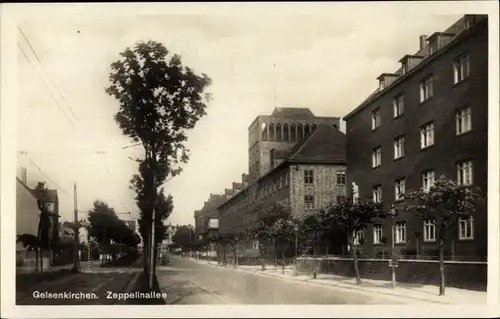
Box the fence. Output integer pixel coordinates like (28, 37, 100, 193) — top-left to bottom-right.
(16, 250, 51, 273)
(296, 256, 487, 291)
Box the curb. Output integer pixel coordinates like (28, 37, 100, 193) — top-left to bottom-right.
(194, 260, 450, 305)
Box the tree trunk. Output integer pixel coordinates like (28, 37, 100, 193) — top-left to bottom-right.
(439, 239, 446, 296)
(351, 241, 361, 284)
(281, 249, 285, 274)
(36, 225, 41, 272)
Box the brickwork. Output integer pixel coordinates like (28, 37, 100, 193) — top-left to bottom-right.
(289, 164, 347, 219)
(344, 16, 488, 258)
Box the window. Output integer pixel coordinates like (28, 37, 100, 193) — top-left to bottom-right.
(252, 240, 259, 250)
(284, 172, 289, 186)
(454, 53, 470, 84)
(395, 222, 406, 243)
(393, 136, 405, 159)
(353, 230, 364, 245)
(394, 178, 406, 201)
(336, 171, 346, 185)
(336, 195, 346, 203)
(373, 224, 383, 244)
(422, 170, 435, 192)
(372, 185, 382, 203)
(393, 94, 404, 117)
(304, 170, 314, 184)
(278, 175, 283, 189)
(459, 216, 474, 240)
(456, 107, 472, 135)
(270, 149, 275, 168)
(420, 75, 434, 102)
(420, 122, 434, 149)
(457, 160, 473, 185)
(423, 219, 436, 242)
(372, 108, 381, 130)
(372, 146, 382, 168)
(304, 195, 315, 210)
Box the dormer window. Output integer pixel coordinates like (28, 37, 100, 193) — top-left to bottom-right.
(377, 73, 399, 91)
(379, 80, 385, 90)
(401, 63, 408, 75)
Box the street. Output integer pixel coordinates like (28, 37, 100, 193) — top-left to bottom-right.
(157, 256, 409, 304)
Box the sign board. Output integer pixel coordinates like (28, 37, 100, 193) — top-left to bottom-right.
(207, 218, 219, 229)
(388, 260, 399, 268)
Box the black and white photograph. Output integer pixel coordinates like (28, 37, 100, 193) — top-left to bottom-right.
(1, 1, 499, 318)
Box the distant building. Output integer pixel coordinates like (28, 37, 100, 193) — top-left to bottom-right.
(217, 107, 346, 256)
(194, 194, 225, 244)
(343, 15, 488, 258)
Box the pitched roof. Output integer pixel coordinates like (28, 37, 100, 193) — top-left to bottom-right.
(271, 107, 315, 118)
(286, 123, 346, 164)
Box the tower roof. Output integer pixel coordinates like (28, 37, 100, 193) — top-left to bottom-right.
(271, 107, 315, 118)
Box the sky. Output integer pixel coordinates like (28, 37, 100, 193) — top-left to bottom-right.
(14, 3, 463, 227)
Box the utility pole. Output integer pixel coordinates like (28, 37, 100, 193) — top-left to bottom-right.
(149, 148, 156, 290)
(73, 182, 80, 272)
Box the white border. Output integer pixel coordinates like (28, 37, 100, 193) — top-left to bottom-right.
(1, 1, 499, 318)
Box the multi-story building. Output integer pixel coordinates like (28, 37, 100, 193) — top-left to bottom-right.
(248, 107, 341, 183)
(343, 14, 488, 258)
(218, 110, 347, 255)
(194, 193, 226, 244)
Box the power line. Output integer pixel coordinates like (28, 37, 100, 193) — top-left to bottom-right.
(23, 155, 70, 195)
(17, 142, 143, 155)
(17, 42, 78, 130)
(17, 26, 82, 127)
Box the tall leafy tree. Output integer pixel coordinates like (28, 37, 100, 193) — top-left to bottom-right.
(105, 40, 212, 275)
(401, 175, 481, 295)
(33, 181, 55, 272)
(172, 225, 195, 252)
(321, 198, 386, 284)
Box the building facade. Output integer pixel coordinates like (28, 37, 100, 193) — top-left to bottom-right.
(343, 14, 488, 258)
(218, 119, 347, 256)
(16, 177, 40, 251)
(248, 107, 340, 183)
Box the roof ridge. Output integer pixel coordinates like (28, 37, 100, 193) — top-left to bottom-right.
(287, 126, 322, 161)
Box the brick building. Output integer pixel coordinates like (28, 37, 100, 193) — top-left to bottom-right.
(218, 116, 347, 255)
(194, 193, 226, 243)
(248, 107, 340, 183)
(343, 15, 488, 258)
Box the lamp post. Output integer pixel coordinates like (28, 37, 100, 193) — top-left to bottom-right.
(389, 205, 397, 289)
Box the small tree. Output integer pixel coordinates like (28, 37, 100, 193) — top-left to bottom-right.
(266, 218, 298, 274)
(321, 198, 386, 284)
(401, 175, 481, 296)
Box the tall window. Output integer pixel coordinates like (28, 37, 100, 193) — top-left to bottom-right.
(456, 107, 472, 135)
(395, 221, 406, 243)
(278, 175, 283, 189)
(284, 171, 289, 186)
(304, 195, 315, 210)
(372, 108, 381, 130)
(353, 230, 364, 245)
(454, 53, 470, 84)
(393, 94, 404, 118)
(394, 178, 406, 201)
(373, 224, 383, 244)
(422, 170, 435, 192)
(372, 185, 382, 203)
(372, 146, 382, 168)
(420, 75, 434, 102)
(457, 160, 473, 185)
(394, 136, 405, 159)
(459, 216, 474, 240)
(420, 122, 434, 149)
(423, 219, 436, 242)
(270, 149, 276, 168)
(336, 171, 346, 185)
(304, 170, 314, 184)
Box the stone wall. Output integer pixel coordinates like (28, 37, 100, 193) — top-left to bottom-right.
(296, 257, 486, 291)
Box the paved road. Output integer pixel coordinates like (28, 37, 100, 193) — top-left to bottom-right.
(157, 256, 408, 304)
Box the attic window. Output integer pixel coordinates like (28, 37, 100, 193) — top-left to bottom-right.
(379, 80, 385, 90)
(401, 63, 408, 75)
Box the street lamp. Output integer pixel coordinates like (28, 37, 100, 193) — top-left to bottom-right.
(389, 205, 398, 289)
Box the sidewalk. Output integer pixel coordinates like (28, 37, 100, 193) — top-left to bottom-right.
(190, 258, 486, 305)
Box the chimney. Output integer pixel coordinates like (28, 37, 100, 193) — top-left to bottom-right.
(419, 35, 428, 50)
